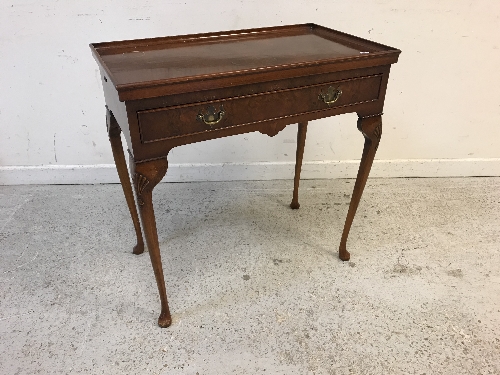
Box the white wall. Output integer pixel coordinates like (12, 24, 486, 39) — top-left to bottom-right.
(1, 0, 499, 184)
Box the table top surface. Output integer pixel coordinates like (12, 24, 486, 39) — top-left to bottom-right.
(91, 24, 400, 90)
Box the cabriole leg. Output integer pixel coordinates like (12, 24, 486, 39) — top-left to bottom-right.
(339, 114, 382, 261)
(131, 158, 172, 328)
(107, 108, 145, 255)
(290, 122, 308, 209)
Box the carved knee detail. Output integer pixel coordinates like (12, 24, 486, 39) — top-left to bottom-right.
(357, 114, 382, 149)
(133, 173, 149, 206)
(132, 159, 168, 206)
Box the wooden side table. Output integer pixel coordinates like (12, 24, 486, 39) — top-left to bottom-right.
(90, 23, 400, 327)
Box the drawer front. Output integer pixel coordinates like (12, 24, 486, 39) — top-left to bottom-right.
(137, 74, 382, 143)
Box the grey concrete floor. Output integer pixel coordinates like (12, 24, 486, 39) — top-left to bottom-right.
(0, 178, 499, 375)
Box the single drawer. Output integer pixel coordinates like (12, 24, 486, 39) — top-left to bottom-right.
(137, 74, 382, 143)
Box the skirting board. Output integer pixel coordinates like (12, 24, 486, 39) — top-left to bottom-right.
(0, 159, 499, 185)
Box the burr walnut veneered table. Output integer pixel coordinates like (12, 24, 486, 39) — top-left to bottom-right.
(90, 23, 400, 327)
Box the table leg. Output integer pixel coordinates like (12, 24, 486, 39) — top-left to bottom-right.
(339, 114, 382, 261)
(290, 122, 308, 209)
(130, 158, 172, 328)
(106, 108, 145, 255)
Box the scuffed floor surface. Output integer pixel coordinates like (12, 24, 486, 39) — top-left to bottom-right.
(0, 178, 499, 374)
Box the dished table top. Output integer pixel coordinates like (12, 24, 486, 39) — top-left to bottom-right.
(90, 24, 400, 101)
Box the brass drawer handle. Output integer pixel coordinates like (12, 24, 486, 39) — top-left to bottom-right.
(197, 105, 225, 126)
(319, 86, 342, 106)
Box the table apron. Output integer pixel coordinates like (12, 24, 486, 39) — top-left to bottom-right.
(136, 74, 382, 145)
